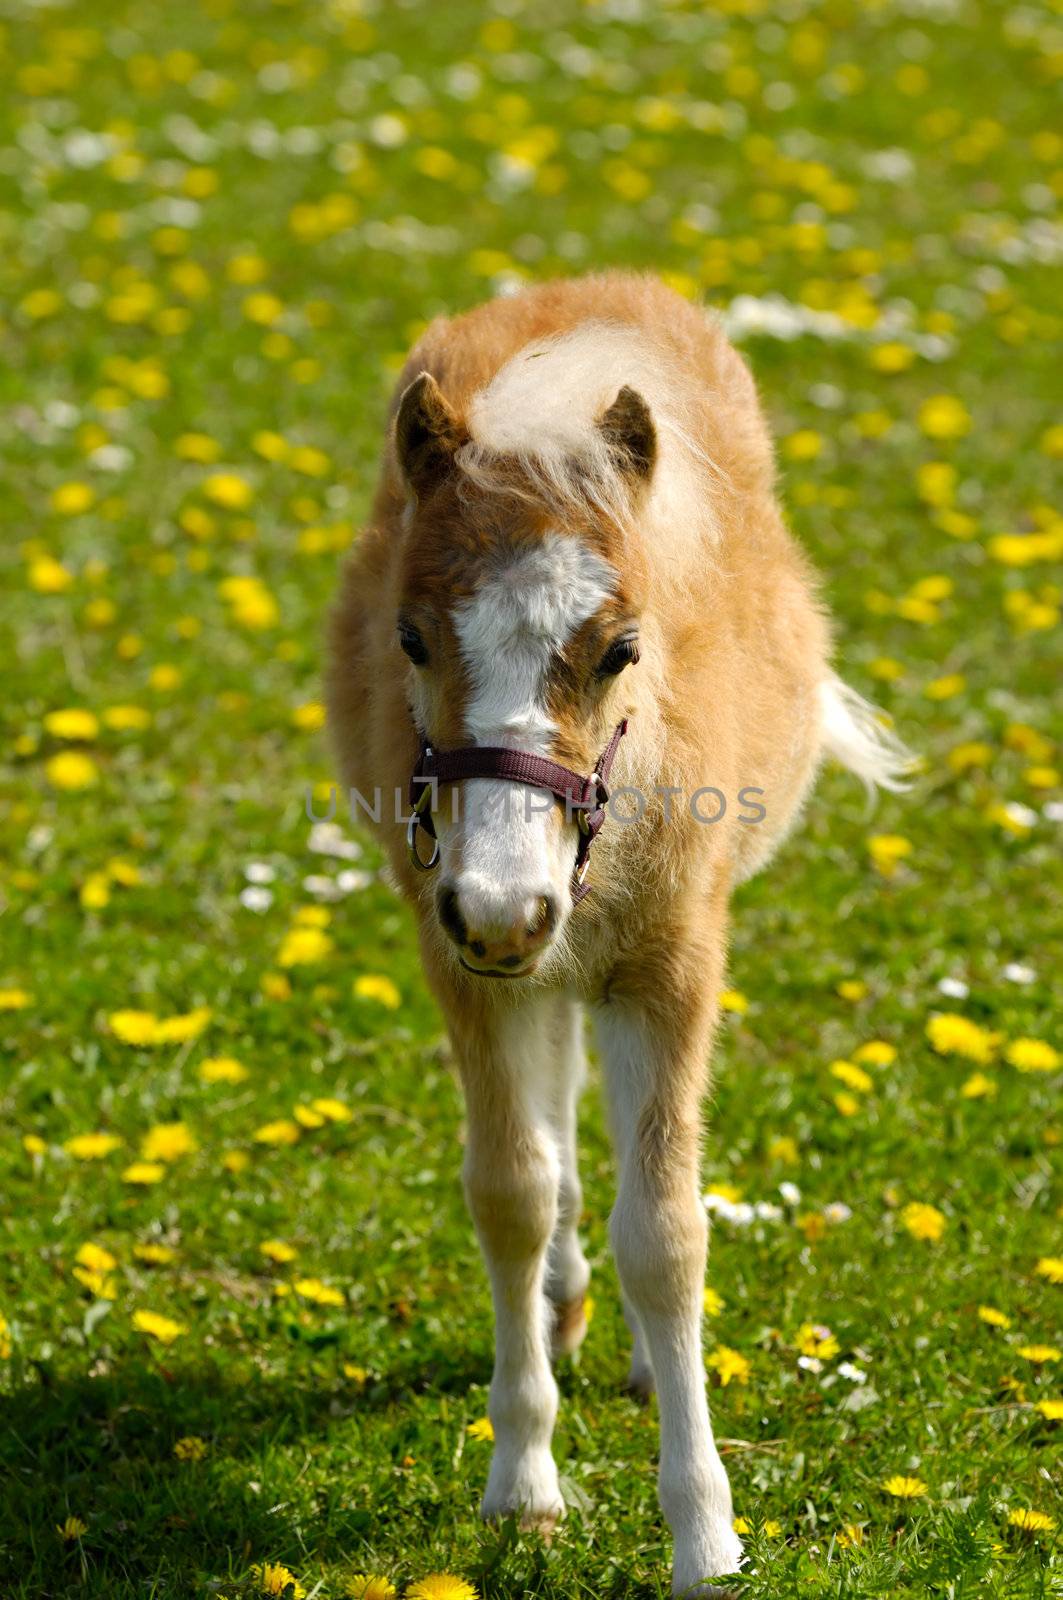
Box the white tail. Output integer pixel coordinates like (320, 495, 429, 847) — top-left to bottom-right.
(820, 675, 914, 793)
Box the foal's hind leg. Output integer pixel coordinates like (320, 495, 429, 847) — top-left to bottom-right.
(543, 998, 591, 1358)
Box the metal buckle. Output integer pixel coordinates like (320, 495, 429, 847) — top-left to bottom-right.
(575, 857, 590, 886)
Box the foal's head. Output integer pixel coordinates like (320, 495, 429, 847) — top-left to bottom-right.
(392, 361, 656, 979)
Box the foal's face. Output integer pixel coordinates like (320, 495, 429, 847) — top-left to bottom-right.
(398, 498, 639, 979)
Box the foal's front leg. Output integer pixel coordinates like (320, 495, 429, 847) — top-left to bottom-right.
(597, 989, 742, 1597)
(453, 1000, 564, 1529)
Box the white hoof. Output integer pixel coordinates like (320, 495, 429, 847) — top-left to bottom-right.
(672, 1527, 744, 1597)
(481, 1450, 564, 1534)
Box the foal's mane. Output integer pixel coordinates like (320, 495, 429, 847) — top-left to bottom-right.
(455, 321, 725, 555)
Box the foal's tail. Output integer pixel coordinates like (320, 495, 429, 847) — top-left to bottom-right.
(819, 675, 915, 794)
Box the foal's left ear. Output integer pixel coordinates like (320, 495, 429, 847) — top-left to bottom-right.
(599, 385, 657, 484)
(394, 371, 467, 499)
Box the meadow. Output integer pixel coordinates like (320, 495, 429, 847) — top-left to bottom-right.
(1, 0, 1061, 1595)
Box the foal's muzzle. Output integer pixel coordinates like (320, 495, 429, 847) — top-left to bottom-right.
(437, 883, 559, 977)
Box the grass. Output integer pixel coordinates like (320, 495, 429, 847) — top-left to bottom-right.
(1, 0, 1061, 1595)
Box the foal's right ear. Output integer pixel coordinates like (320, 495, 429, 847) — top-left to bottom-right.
(394, 372, 466, 499)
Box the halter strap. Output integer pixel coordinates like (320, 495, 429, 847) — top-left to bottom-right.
(407, 720, 629, 904)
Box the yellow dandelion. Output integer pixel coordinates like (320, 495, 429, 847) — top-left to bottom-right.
(867, 833, 912, 878)
(293, 1104, 326, 1129)
(175, 432, 221, 463)
(830, 1059, 874, 1093)
(141, 1123, 196, 1162)
(260, 1240, 298, 1263)
(1034, 1257, 1063, 1285)
(405, 1578, 479, 1600)
(836, 979, 868, 1002)
(153, 1007, 211, 1044)
(51, 482, 96, 515)
(871, 342, 916, 373)
(253, 1120, 301, 1147)
(76, 1242, 117, 1275)
(901, 1202, 946, 1242)
(64, 1131, 122, 1160)
(796, 1323, 840, 1360)
(1006, 1039, 1059, 1073)
(122, 1159, 165, 1185)
(853, 1041, 896, 1066)
(291, 701, 326, 731)
(344, 1363, 369, 1385)
(251, 1562, 307, 1598)
(1033, 1399, 1063, 1420)
(353, 974, 401, 1009)
(466, 1417, 494, 1441)
(132, 1309, 187, 1345)
(1007, 1508, 1055, 1533)
(44, 708, 99, 741)
(925, 674, 965, 702)
(46, 751, 99, 791)
(706, 1344, 751, 1386)
(133, 1243, 175, 1264)
(203, 472, 253, 510)
(703, 1286, 725, 1316)
(1017, 1344, 1061, 1363)
(57, 1515, 88, 1541)
(926, 1014, 1001, 1064)
(29, 555, 74, 592)
(978, 1306, 1011, 1328)
(109, 1010, 160, 1046)
(253, 430, 290, 461)
(103, 704, 151, 731)
(345, 1578, 397, 1600)
(718, 988, 748, 1014)
(311, 1097, 352, 1123)
(960, 1072, 997, 1099)
(278, 927, 334, 967)
(0, 989, 31, 1010)
(783, 429, 823, 462)
(199, 1056, 249, 1084)
(917, 394, 971, 440)
(883, 1475, 927, 1499)
(293, 1278, 345, 1307)
(174, 1435, 209, 1461)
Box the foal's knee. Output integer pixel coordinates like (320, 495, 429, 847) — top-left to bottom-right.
(464, 1140, 558, 1263)
(610, 1182, 707, 1317)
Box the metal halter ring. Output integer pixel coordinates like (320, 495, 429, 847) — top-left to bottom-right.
(406, 777, 440, 871)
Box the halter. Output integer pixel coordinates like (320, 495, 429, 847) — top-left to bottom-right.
(406, 720, 629, 904)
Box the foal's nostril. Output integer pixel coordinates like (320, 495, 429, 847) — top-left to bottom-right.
(526, 894, 558, 940)
(437, 885, 467, 947)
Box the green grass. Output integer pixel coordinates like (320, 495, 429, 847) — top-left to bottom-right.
(1, 0, 1061, 1595)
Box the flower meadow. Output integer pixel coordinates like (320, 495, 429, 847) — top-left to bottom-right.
(1, 0, 1060, 1595)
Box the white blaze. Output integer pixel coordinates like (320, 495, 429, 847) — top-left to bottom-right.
(439, 532, 617, 929)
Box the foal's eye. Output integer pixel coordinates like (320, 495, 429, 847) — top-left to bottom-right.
(398, 623, 428, 666)
(595, 636, 640, 678)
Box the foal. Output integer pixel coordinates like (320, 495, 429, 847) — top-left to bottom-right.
(327, 274, 908, 1595)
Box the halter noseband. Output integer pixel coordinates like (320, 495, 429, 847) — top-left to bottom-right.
(406, 720, 628, 904)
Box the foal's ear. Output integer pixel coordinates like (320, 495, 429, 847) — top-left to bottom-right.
(394, 372, 466, 498)
(599, 385, 657, 484)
